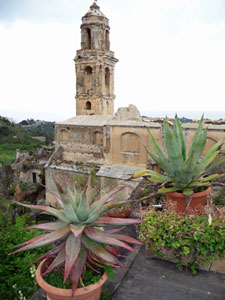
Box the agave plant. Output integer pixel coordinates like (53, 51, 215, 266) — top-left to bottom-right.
(10, 178, 142, 297)
(133, 116, 225, 195)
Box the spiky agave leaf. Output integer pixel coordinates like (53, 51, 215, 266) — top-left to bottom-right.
(30, 243, 65, 265)
(64, 233, 81, 283)
(85, 185, 131, 224)
(173, 116, 186, 161)
(21, 222, 67, 232)
(10, 225, 70, 255)
(164, 120, 183, 176)
(10, 234, 46, 250)
(54, 178, 80, 223)
(42, 246, 66, 275)
(197, 141, 223, 173)
(82, 235, 127, 269)
(146, 129, 171, 175)
(12, 201, 71, 223)
(94, 216, 142, 226)
(204, 156, 225, 174)
(188, 115, 204, 158)
(84, 228, 137, 253)
(76, 192, 90, 222)
(83, 176, 93, 204)
(70, 224, 86, 238)
(89, 185, 129, 215)
(71, 246, 87, 297)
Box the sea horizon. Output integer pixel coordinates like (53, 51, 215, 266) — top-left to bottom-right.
(141, 110, 225, 121)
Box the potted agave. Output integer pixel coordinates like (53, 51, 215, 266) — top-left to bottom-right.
(10, 178, 142, 300)
(133, 116, 225, 216)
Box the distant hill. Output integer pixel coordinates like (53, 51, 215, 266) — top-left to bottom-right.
(19, 119, 55, 143)
(178, 117, 193, 124)
(0, 116, 54, 164)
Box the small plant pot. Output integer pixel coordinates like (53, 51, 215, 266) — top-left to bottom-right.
(106, 210, 132, 218)
(36, 259, 107, 300)
(166, 187, 211, 216)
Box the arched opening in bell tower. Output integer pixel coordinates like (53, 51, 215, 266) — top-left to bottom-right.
(105, 67, 110, 95)
(86, 28, 91, 49)
(85, 66, 92, 75)
(105, 30, 110, 50)
(84, 66, 93, 94)
(86, 101, 92, 110)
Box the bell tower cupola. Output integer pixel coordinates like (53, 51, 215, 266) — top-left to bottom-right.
(75, 2, 118, 115)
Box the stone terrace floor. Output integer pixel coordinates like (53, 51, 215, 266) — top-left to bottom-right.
(112, 245, 225, 300)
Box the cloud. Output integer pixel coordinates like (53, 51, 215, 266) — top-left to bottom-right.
(0, 20, 77, 121)
(0, 0, 87, 24)
(0, 0, 224, 121)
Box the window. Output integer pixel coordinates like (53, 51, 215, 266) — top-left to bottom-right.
(84, 66, 93, 94)
(85, 66, 92, 75)
(86, 28, 91, 49)
(60, 129, 69, 142)
(94, 131, 103, 145)
(121, 132, 140, 153)
(86, 101, 92, 110)
(105, 67, 110, 95)
(105, 30, 110, 50)
(32, 172, 37, 184)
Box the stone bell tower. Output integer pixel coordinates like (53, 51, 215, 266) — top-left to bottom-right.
(75, 2, 118, 115)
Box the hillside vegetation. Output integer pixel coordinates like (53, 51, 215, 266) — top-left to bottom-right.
(19, 118, 54, 143)
(0, 116, 53, 164)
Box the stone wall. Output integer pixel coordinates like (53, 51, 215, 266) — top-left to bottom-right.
(0, 164, 12, 197)
(46, 166, 96, 206)
(103, 120, 225, 168)
(55, 124, 105, 164)
(45, 164, 140, 205)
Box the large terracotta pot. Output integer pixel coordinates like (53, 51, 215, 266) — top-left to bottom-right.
(36, 259, 107, 300)
(166, 187, 211, 216)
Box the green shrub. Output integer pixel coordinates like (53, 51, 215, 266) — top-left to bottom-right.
(0, 213, 51, 299)
(212, 192, 225, 206)
(100, 289, 112, 300)
(9, 184, 16, 196)
(139, 211, 225, 274)
(0, 212, 112, 299)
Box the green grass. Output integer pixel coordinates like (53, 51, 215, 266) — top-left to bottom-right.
(0, 141, 43, 164)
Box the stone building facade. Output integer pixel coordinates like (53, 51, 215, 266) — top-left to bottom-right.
(45, 3, 225, 205)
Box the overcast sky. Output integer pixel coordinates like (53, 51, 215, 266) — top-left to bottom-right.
(0, 0, 225, 122)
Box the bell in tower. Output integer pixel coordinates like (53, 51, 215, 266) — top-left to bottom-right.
(74, 2, 118, 115)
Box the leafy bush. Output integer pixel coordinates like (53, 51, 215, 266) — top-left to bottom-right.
(0, 213, 51, 299)
(212, 191, 225, 206)
(139, 211, 225, 274)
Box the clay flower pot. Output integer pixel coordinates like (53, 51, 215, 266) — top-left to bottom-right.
(166, 187, 211, 216)
(106, 210, 131, 218)
(36, 259, 107, 300)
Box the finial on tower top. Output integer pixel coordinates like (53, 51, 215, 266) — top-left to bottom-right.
(90, 1, 100, 10)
